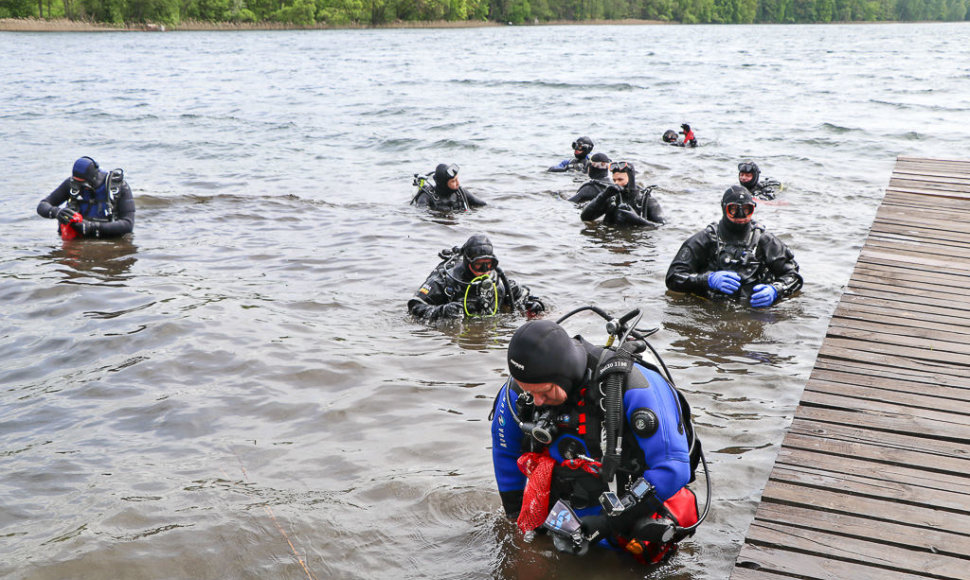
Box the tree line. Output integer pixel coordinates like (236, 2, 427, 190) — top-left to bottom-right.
(2, 0, 967, 26)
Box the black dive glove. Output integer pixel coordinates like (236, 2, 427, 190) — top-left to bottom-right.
(55, 207, 77, 225)
(437, 302, 464, 319)
(522, 297, 545, 315)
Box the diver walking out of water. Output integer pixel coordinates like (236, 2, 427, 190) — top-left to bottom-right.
(580, 161, 664, 227)
(491, 313, 707, 564)
(665, 186, 802, 308)
(411, 163, 487, 212)
(407, 234, 545, 322)
(738, 160, 781, 201)
(568, 153, 614, 203)
(37, 157, 135, 240)
(548, 136, 594, 173)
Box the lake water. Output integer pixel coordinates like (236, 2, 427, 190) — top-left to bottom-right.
(2, 22, 969, 580)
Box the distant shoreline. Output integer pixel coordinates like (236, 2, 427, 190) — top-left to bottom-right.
(0, 17, 670, 32)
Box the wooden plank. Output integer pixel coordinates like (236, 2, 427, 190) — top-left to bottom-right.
(863, 238, 970, 262)
(805, 378, 970, 415)
(832, 301, 970, 336)
(753, 502, 970, 559)
(837, 293, 970, 323)
(745, 521, 970, 579)
(808, 368, 970, 400)
(845, 270, 969, 296)
(870, 223, 970, 245)
(773, 447, 970, 499)
(769, 462, 970, 514)
(734, 542, 941, 580)
(857, 247, 970, 276)
(811, 359, 970, 390)
(816, 343, 968, 380)
(824, 320, 970, 354)
(886, 186, 970, 201)
(882, 189, 970, 211)
(888, 177, 970, 194)
(819, 335, 970, 368)
(840, 285, 970, 317)
(759, 481, 970, 536)
(849, 263, 970, 289)
(792, 404, 970, 443)
(785, 420, 970, 472)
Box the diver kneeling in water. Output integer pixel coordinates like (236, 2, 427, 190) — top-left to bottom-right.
(490, 311, 708, 564)
(408, 234, 545, 322)
(568, 153, 614, 203)
(665, 186, 802, 308)
(37, 156, 135, 240)
(411, 163, 487, 212)
(738, 160, 781, 201)
(580, 161, 664, 227)
(548, 136, 594, 174)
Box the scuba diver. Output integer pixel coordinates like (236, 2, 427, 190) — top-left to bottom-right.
(548, 136, 594, 173)
(490, 309, 709, 564)
(567, 153, 613, 203)
(411, 163, 487, 212)
(37, 156, 135, 240)
(738, 160, 781, 201)
(679, 124, 697, 147)
(407, 234, 545, 322)
(661, 124, 696, 147)
(580, 161, 664, 227)
(665, 185, 803, 308)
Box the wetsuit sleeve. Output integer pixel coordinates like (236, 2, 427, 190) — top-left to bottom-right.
(760, 233, 803, 298)
(645, 196, 665, 225)
(568, 182, 602, 204)
(625, 368, 691, 502)
(665, 231, 715, 294)
(463, 189, 487, 207)
(491, 380, 527, 518)
(90, 182, 135, 238)
(36, 179, 72, 218)
(579, 187, 616, 221)
(407, 270, 452, 320)
(548, 159, 570, 173)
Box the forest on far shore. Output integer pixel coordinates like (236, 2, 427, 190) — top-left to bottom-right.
(2, 0, 968, 27)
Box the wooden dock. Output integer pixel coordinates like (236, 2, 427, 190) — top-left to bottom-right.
(731, 157, 970, 580)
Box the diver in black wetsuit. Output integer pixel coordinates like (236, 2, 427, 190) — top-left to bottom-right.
(411, 163, 487, 211)
(738, 161, 780, 201)
(548, 136, 594, 173)
(568, 153, 613, 203)
(37, 156, 135, 239)
(408, 234, 545, 322)
(580, 161, 664, 227)
(665, 186, 802, 308)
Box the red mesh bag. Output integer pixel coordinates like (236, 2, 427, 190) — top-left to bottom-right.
(515, 452, 556, 534)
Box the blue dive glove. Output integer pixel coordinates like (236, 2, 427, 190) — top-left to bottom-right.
(750, 284, 778, 308)
(708, 271, 741, 295)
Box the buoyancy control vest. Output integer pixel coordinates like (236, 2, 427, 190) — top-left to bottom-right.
(433, 246, 514, 316)
(67, 169, 124, 221)
(706, 222, 765, 287)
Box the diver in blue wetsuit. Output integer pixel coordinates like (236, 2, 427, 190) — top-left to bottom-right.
(548, 136, 594, 173)
(37, 156, 135, 239)
(490, 318, 703, 563)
